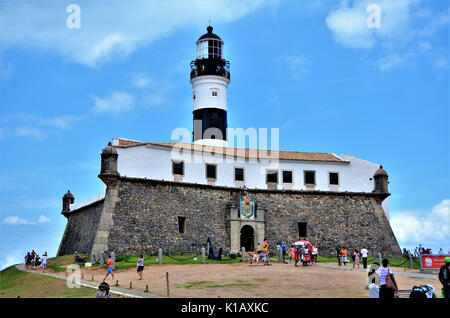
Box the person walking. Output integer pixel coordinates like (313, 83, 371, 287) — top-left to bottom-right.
(290, 244, 295, 263)
(341, 247, 348, 267)
(336, 247, 342, 266)
(263, 240, 269, 255)
(294, 246, 300, 267)
(438, 257, 450, 298)
(281, 242, 287, 263)
(276, 243, 281, 262)
(41, 253, 48, 272)
(377, 259, 398, 299)
(25, 252, 32, 270)
(137, 254, 144, 280)
(361, 247, 369, 269)
(353, 250, 360, 269)
(104, 256, 115, 281)
(34, 254, 41, 270)
(311, 246, 318, 265)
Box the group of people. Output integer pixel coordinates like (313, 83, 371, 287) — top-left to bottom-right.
(336, 246, 370, 269)
(293, 244, 318, 267)
(250, 240, 272, 265)
(24, 250, 48, 272)
(249, 240, 319, 267)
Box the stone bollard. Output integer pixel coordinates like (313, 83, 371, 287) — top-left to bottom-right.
(241, 247, 246, 262)
(378, 253, 382, 265)
(409, 254, 413, 269)
(158, 248, 163, 264)
(92, 274, 94, 281)
(201, 247, 206, 264)
(91, 253, 97, 264)
(115, 280, 119, 286)
(100, 251, 105, 266)
(145, 285, 149, 293)
(129, 281, 132, 289)
(111, 252, 115, 270)
(207, 242, 210, 258)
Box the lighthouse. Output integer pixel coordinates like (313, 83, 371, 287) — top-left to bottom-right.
(190, 26, 230, 147)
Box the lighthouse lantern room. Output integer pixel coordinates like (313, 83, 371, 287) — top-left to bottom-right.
(191, 26, 230, 147)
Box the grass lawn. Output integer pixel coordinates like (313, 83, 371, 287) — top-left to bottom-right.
(0, 266, 97, 298)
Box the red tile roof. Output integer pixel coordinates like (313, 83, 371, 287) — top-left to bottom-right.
(113, 138, 348, 163)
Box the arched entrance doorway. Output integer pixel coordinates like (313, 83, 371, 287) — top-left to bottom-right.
(240, 225, 254, 252)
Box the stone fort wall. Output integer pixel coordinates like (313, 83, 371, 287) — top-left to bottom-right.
(103, 177, 401, 257)
(57, 200, 104, 256)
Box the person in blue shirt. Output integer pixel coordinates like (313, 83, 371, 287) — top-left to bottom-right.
(281, 243, 287, 263)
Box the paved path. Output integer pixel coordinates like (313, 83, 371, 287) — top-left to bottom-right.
(15, 264, 162, 298)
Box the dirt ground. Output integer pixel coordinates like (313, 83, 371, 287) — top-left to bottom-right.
(81, 262, 439, 298)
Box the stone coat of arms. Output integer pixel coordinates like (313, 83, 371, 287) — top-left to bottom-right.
(240, 195, 255, 219)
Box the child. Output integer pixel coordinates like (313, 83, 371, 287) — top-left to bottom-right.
(353, 250, 360, 269)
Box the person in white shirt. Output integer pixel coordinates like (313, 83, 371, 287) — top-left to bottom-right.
(377, 259, 398, 299)
(41, 253, 48, 272)
(361, 248, 369, 269)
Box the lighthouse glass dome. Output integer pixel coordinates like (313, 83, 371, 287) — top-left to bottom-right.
(197, 39, 223, 59)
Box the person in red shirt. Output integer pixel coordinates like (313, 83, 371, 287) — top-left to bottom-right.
(104, 256, 115, 281)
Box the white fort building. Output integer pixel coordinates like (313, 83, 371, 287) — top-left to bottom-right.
(61, 27, 397, 259)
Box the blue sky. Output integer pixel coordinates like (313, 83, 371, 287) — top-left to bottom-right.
(0, 0, 449, 269)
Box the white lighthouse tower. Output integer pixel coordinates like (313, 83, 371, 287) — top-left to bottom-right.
(190, 26, 230, 147)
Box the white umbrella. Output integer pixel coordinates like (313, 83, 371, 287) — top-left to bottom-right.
(293, 240, 311, 246)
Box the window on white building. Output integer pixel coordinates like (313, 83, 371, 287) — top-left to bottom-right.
(234, 168, 244, 182)
(212, 91, 218, 97)
(282, 170, 293, 183)
(329, 172, 339, 185)
(172, 161, 184, 176)
(304, 171, 316, 185)
(206, 164, 217, 180)
(266, 170, 278, 184)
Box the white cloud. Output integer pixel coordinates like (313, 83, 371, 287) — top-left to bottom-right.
(2, 215, 52, 225)
(131, 73, 153, 89)
(326, 0, 419, 49)
(37, 215, 51, 223)
(0, 251, 24, 270)
(91, 91, 135, 114)
(434, 57, 448, 70)
(377, 52, 413, 71)
(0, 114, 85, 140)
(0, 0, 279, 67)
(390, 199, 450, 249)
(279, 54, 311, 80)
(3, 216, 29, 225)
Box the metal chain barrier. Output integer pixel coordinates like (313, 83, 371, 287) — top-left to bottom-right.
(164, 254, 200, 262)
(388, 258, 409, 267)
(413, 257, 422, 265)
(366, 257, 379, 264)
